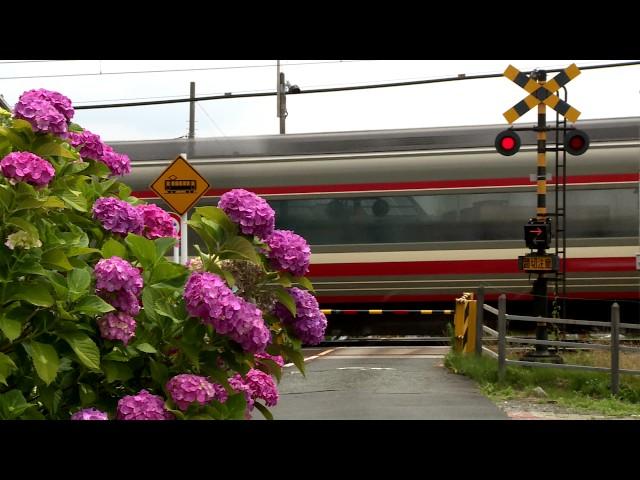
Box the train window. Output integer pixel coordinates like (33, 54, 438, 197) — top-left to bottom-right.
(142, 187, 638, 249)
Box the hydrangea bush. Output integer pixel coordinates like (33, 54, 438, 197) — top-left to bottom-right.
(0, 89, 326, 420)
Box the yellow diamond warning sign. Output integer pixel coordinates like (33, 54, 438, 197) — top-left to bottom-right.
(150, 155, 210, 215)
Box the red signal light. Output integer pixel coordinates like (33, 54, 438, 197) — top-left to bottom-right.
(564, 129, 590, 156)
(495, 130, 521, 156)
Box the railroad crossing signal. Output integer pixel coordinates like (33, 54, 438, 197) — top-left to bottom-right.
(503, 64, 582, 124)
(150, 155, 210, 215)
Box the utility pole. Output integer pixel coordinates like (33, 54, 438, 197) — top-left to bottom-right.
(277, 60, 286, 134)
(189, 81, 196, 139)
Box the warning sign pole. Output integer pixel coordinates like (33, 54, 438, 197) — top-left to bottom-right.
(179, 152, 189, 266)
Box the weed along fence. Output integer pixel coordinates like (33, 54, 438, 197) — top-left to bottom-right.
(473, 287, 640, 394)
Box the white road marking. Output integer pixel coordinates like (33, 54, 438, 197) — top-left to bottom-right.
(284, 348, 337, 368)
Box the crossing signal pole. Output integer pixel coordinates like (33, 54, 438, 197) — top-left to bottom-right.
(497, 63, 590, 363)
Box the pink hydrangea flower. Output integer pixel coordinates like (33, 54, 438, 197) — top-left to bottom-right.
(274, 287, 327, 345)
(244, 369, 279, 407)
(265, 229, 311, 277)
(92, 197, 144, 236)
(100, 145, 131, 177)
(183, 271, 242, 327)
(71, 408, 109, 420)
(166, 374, 228, 411)
(97, 311, 136, 345)
(66, 130, 105, 161)
(99, 290, 141, 316)
(218, 188, 275, 239)
(116, 389, 173, 420)
(0, 152, 55, 187)
(94, 257, 143, 295)
(228, 298, 271, 354)
(16, 89, 74, 121)
(138, 204, 178, 239)
(14, 89, 73, 135)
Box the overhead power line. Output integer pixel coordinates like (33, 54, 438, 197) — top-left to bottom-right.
(0, 60, 367, 81)
(74, 61, 640, 111)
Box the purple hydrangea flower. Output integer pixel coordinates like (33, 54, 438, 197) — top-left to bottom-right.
(138, 204, 178, 239)
(228, 298, 271, 354)
(99, 290, 141, 316)
(116, 389, 173, 420)
(244, 369, 279, 407)
(71, 408, 109, 420)
(100, 145, 131, 177)
(94, 256, 143, 295)
(97, 311, 137, 345)
(0, 152, 55, 187)
(274, 287, 327, 345)
(65, 130, 105, 161)
(218, 189, 275, 239)
(265, 229, 311, 277)
(92, 197, 144, 236)
(16, 89, 74, 121)
(166, 374, 228, 411)
(229, 369, 279, 418)
(183, 272, 270, 353)
(255, 352, 285, 368)
(13, 89, 73, 135)
(183, 272, 241, 327)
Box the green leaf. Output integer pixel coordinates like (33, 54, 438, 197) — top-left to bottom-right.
(0, 126, 28, 150)
(294, 276, 315, 292)
(7, 217, 39, 237)
(194, 206, 238, 235)
(45, 271, 68, 298)
(155, 237, 177, 258)
(149, 261, 187, 285)
(59, 332, 101, 371)
(141, 287, 160, 323)
(220, 236, 262, 264)
(41, 196, 66, 209)
(16, 260, 47, 276)
(73, 295, 115, 315)
(102, 238, 127, 259)
(0, 307, 24, 341)
(38, 384, 63, 415)
(60, 191, 88, 212)
(273, 287, 296, 317)
(102, 361, 133, 383)
(8, 281, 53, 307)
(125, 233, 157, 270)
(25, 341, 60, 385)
(33, 142, 78, 159)
(12, 197, 46, 211)
(280, 344, 306, 375)
(0, 352, 17, 386)
(78, 383, 96, 406)
(118, 183, 132, 200)
(135, 342, 157, 354)
(253, 401, 274, 420)
(0, 390, 34, 420)
(149, 359, 169, 386)
(67, 246, 101, 257)
(42, 248, 74, 271)
(67, 269, 91, 301)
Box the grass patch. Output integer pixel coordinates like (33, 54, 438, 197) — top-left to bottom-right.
(445, 351, 640, 417)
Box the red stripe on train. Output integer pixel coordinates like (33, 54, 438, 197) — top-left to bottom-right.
(317, 291, 640, 304)
(308, 257, 635, 277)
(132, 173, 638, 198)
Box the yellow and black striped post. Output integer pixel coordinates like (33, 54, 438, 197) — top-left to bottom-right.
(535, 72, 547, 224)
(453, 292, 477, 354)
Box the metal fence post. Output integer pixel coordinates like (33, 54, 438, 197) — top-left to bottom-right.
(498, 294, 507, 383)
(475, 286, 484, 356)
(611, 302, 620, 395)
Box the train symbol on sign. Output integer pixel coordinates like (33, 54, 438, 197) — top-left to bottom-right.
(164, 175, 196, 194)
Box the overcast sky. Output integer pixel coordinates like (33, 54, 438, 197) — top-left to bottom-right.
(0, 60, 638, 142)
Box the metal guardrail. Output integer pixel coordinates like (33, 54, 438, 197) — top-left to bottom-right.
(475, 286, 640, 395)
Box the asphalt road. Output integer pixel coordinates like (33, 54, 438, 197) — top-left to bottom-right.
(267, 346, 508, 420)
